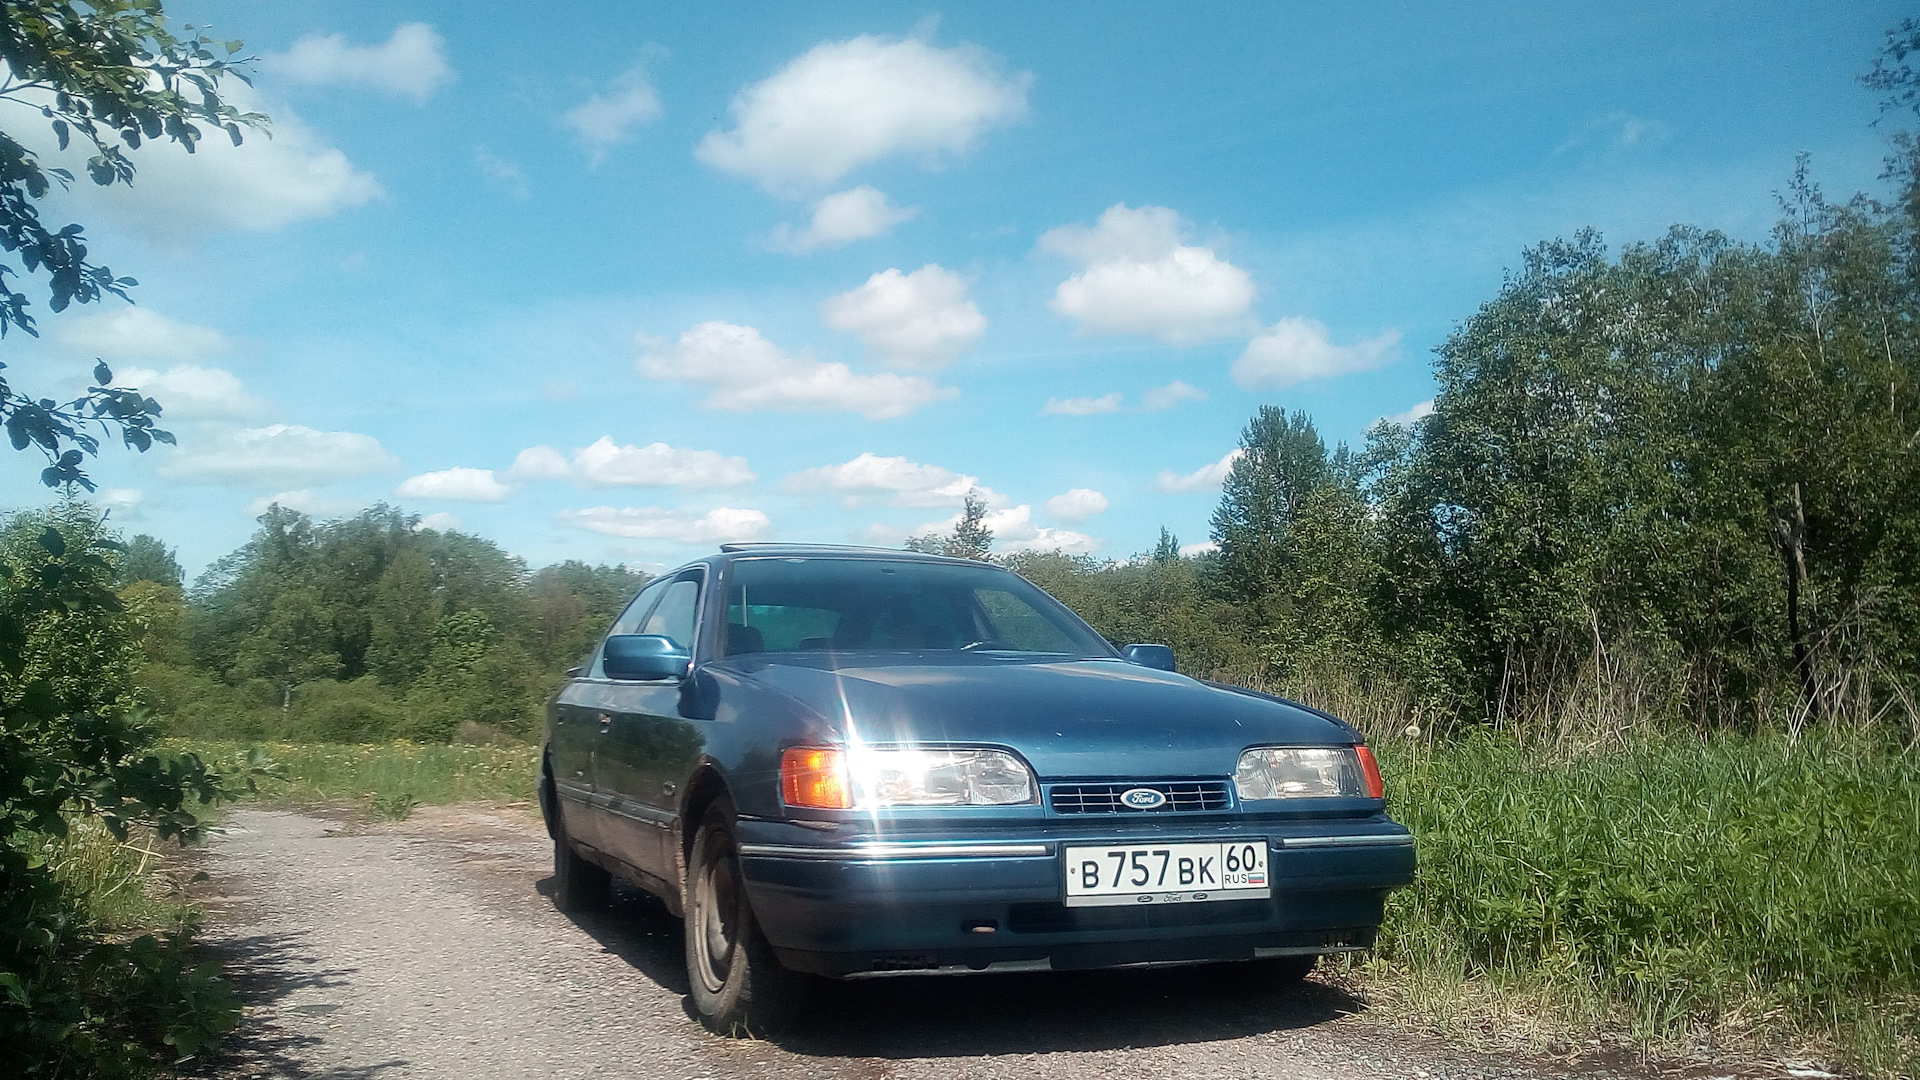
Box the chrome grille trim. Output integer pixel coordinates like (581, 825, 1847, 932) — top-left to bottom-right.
(1047, 780, 1232, 814)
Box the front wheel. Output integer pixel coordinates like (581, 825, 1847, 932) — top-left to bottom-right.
(684, 800, 807, 1036)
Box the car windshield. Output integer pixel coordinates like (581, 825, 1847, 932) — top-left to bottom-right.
(724, 557, 1114, 658)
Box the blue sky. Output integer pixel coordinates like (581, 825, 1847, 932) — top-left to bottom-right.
(1, 1, 1906, 578)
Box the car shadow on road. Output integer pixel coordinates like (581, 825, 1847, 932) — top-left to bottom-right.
(541, 875, 1367, 1058)
(185, 930, 408, 1080)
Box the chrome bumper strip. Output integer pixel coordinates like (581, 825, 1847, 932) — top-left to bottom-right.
(1277, 834, 1415, 848)
(739, 841, 1054, 860)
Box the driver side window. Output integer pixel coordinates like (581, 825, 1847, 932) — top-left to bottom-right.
(592, 577, 670, 679)
(640, 578, 701, 650)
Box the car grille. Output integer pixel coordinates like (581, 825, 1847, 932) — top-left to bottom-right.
(1047, 780, 1232, 814)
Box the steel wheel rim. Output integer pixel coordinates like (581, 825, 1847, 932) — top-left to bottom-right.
(695, 835, 740, 993)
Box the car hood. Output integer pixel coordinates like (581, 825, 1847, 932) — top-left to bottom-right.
(720, 653, 1354, 778)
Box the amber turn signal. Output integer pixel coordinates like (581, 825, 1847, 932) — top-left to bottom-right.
(780, 747, 850, 809)
(1354, 745, 1386, 800)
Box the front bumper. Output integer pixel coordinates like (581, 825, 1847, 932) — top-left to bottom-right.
(736, 817, 1415, 978)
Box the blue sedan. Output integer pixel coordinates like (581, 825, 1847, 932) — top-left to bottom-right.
(539, 544, 1415, 1035)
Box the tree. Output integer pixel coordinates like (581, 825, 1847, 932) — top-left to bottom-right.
(906, 488, 994, 560)
(0, 0, 264, 489)
(115, 533, 180, 589)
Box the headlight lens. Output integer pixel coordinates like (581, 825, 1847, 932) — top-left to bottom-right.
(781, 746, 1037, 808)
(1233, 746, 1370, 800)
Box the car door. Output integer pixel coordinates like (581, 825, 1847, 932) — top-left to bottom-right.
(550, 576, 670, 854)
(592, 568, 708, 885)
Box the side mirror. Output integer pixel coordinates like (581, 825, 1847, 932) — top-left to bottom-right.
(603, 634, 690, 681)
(1123, 643, 1177, 672)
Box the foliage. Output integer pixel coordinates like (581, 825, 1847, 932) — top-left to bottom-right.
(174, 739, 538, 807)
(906, 488, 994, 559)
(115, 535, 179, 590)
(0, 501, 248, 1077)
(0, 0, 264, 491)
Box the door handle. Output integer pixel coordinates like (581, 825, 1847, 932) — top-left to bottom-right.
(596, 712, 612, 731)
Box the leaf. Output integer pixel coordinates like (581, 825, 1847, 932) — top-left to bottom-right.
(52, 119, 69, 151)
(93, 360, 112, 386)
(39, 526, 66, 557)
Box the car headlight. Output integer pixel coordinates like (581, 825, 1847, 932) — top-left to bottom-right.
(781, 746, 1037, 808)
(1233, 746, 1380, 800)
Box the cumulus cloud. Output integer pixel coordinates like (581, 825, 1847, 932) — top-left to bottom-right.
(562, 64, 663, 164)
(1380, 399, 1436, 427)
(695, 33, 1030, 192)
(246, 489, 369, 518)
(162, 424, 398, 488)
(1041, 392, 1122, 416)
(54, 308, 233, 363)
(1040, 204, 1255, 344)
(506, 437, 754, 489)
(413, 511, 463, 532)
(819, 264, 985, 369)
(783, 452, 991, 507)
(771, 186, 918, 252)
(99, 488, 143, 519)
(268, 23, 454, 102)
(1231, 317, 1400, 389)
(1153, 448, 1242, 494)
(28, 78, 381, 238)
(639, 321, 954, 419)
(558, 506, 772, 544)
(116, 365, 270, 421)
(1042, 380, 1207, 416)
(1141, 380, 1208, 411)
(1179, 540, 1219, 557)
(396, 467, 511, 502)
(915, 503, 1101, 556)
(1045, 488, 1108, 523)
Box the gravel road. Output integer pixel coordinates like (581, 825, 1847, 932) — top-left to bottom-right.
(188, 806, 1781, 1080)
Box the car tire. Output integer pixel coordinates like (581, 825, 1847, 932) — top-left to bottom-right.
(684, 799, 806, 1036)
(551, 813, 610, 913)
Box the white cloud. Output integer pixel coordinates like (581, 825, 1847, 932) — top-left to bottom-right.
(638, 321, 954, 419)
(475, 147, 530, 199)
(245, 489, 369, 518)
(43, 89, 380, 237)
(1043, 381, 1207, 416)
(1141, 380, 1207, 411)
(54, 308, 233, 363)
(771, 186, 918, 252)
(783, 451, 991, 507)
(819, 264, 984, 369)
(1232, 317, 1400, 389)
(695, 33, 1030, 192)
(116, 365, 269, 421)
(503, 439, 753, 489)
(916, 503, 1102, 556)
(1041, 204, 1255, 344)
(269, 23, 453, 102)
(1041, 392, 1122, 416)
(1154, 448, 1242, 494)
(1380, 399, 1435, 427)
(413, 511, 463, 532)
(1045, 488, 1108, 523)
(558, 506, 772, 544)
(562, 65, 663, 164)
(162, 424, 398, 488)
(99, 488, 143, 519)
(396, 467, 511, 502)
(1179, 540, 1219, 557)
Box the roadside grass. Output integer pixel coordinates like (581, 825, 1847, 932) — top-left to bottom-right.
(166, 739, 539, 813)
(1346, 733, 1920, 1078)
(29, 816, 195, 934)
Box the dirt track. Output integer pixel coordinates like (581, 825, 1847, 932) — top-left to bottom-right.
(186, 806, 1786, 1080)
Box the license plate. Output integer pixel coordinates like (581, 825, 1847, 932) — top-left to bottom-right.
(1061, 840, 1270, 907)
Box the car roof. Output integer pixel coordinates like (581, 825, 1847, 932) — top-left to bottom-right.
(715, 543, 989, 566)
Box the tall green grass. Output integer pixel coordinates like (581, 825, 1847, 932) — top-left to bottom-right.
(1361, 734, 1920, 1076)
(169, 739, 539, 808)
